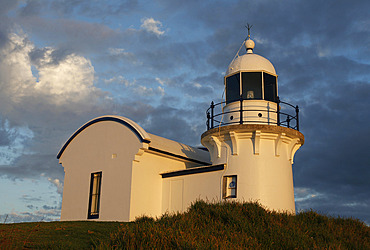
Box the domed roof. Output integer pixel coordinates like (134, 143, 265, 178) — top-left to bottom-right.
(226, 39, 276, 76)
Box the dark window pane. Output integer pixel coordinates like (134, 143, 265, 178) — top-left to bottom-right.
(242, 72, 262, 99)
(226, 73, 240, 104)
(263, 73, 277, 102)
(88, 172, 102, 219)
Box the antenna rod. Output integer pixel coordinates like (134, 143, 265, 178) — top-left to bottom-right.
(245, 23, 253, 40)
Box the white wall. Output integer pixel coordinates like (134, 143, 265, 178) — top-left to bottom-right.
(161, 170, 224, 214)
(201, 125, 303, 214)
(129, 151, 190, 220)
(59, 121, 143, 221)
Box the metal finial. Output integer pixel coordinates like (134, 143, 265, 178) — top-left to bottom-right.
(245, 23, 253, 40)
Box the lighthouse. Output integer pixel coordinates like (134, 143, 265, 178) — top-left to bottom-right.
(201, 30, 304, 213)
(58, 29, 304, 222)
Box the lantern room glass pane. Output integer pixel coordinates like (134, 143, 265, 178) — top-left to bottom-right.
(263, 73, 277, 102)
(226, 73, 240, 104)
(242, 72, 262, 99)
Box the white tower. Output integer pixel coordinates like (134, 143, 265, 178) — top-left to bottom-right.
(201, 32, 304, 213)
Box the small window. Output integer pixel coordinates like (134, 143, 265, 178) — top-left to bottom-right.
(226, 73, 240, 104)
(88, 172, 102, 219)
(223, 175, 237, 198)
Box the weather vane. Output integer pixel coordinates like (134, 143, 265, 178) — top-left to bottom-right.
(245, 23, 253, 40)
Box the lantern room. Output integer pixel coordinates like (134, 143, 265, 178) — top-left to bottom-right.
(225, 38, 278, 104)
(206, 35, 299, 131)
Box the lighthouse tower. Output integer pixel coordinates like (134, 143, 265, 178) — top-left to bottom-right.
(201, 31, 304, 213)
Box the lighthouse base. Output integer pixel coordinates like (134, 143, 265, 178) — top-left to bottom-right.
(201, 124, 304, 214)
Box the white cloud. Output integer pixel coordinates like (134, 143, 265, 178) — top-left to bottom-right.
(193, 82, 202, 88)
(34, 48, 95, 102)
(104, 75, 133, 86)
(157, 86, 165, 96)
(155, 77, 165, 85)
(134, 85, 165, 96)
(3, 208, 61, 223)
(0, 32, 97, 106)
(295, 187, 322, 202)
(0, 32, 36, 103)
(47, 177, 63, 195)
(141, 17, 165, 37)
(108, 48, 131, 56)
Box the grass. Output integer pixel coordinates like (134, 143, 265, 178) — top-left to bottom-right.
(1, 201, 369, 249)
(0, 221, 121, 249)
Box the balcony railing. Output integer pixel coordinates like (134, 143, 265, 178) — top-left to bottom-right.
(206, 97, 300, 131)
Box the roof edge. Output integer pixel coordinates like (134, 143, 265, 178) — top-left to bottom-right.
(57, 115, 151, 159)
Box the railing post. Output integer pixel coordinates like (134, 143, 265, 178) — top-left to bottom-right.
(207, 111, 210, 130)
(210, 101, 214, 129)
(277, 96, 280, 126)
(287, 116, 291, 129)
(295, 105, 299, 131)
(239, 95, 243, 124)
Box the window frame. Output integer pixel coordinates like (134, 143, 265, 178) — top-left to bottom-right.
(241, 72, 263, 100)
(87, 171, 102, 219)
(223, 175, 237, 199)
(225, 72, 241, 104)
(263, 72, 277, 102)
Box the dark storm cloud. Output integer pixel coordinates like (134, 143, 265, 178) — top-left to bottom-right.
(17, 0, 43, 17)
(296, 194, 370, 225)
(295, 80, 370, 189)
(49, 0, 138, 18)
(142, 105, 201, 145)
(0, 0, 21, 14)
(15, 0, 139, 19)
(0, 154, 64, 181)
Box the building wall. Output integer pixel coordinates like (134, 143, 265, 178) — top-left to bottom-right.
(161, 170, 224, 214)
(59, 121, 143, 221)
(129, 150, 212, 220)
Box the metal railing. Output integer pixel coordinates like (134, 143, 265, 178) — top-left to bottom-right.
(206, 96, 299, 131)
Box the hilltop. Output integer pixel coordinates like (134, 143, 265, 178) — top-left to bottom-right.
(1, 201, 369, 249)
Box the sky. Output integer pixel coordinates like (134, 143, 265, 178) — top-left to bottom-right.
(0, 0, 369, 224)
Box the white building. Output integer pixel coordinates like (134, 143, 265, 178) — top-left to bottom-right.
(57, 35, 304, 221)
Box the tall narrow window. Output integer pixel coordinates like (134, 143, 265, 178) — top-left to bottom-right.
(88, 172, 102, 219)
(223, 175, 237, 199)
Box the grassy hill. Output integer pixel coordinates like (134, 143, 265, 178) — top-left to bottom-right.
(1, 201, 369, 249)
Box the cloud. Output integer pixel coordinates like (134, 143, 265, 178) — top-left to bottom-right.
(108, 48, 131, 56)
(133, 85, 165, 97)
(140, 17, 165, 37)
(104, 75, 134, 87)
(1, 208, 61, 223)
(0, 32, 36, 103)
(0, 30, 103, 185)
(34, 49, 96, 103)
(0, 32, 99, 106)
(47, 177, 63, 195)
